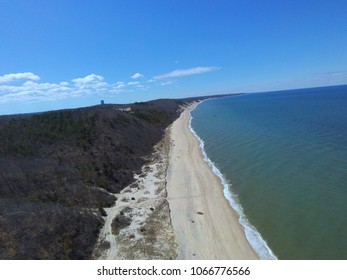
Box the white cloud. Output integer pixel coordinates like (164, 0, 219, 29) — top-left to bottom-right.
(131, 73, 144, 79)
(0, 68, 194, 105)
(71, 74, 110, 95)
(153, 66, 220, 80)
(0, 72, 136, 104)
(0, 81, 72, 103)
(0, 72, 40, 84)
(72, 74, 104, 84)
(115, 81, 126, 89)
(160, 80, 175, 86)
(127, 81, 140, 86)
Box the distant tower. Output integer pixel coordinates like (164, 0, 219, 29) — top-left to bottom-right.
(101, 100, 104, 105)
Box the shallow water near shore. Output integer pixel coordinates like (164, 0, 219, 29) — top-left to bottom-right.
(190, 85, 347, 259)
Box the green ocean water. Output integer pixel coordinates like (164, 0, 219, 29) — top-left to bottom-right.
(190, 85, 347, 259)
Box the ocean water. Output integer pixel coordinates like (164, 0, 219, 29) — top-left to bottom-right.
(190, 85, 347, 260)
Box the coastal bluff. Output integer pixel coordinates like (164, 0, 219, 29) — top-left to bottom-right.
(0, 94, 236, 259)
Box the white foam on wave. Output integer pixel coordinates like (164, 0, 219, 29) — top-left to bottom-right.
(188, 102, 277, 260)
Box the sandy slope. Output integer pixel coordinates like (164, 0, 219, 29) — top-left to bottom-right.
(166, 103, 258, 259)
(93, 133, 177, 260)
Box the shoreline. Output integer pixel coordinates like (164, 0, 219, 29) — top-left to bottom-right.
(166, 102, 259, 259)
(187, 102, 277, 260)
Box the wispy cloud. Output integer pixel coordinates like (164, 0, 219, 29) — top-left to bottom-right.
(311, 71, 347, 80)
(243, 71, 347, 92)
(160, 80, 175, 86)
(0, 72, 40, 84)
(130, 72, 143, 79)
(127, 81, 140, 86)
(114, 81, 126, 89)
(153, 66, 220, 80)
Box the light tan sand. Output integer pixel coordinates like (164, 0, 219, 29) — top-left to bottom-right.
(166, 103, 259, 259)
(93, 133, 177, 260)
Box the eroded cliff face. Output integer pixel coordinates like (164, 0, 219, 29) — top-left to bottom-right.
(0, 99, 184, 259)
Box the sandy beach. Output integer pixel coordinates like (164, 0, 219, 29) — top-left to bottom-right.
(94, 102, 258, 260)
(166, 103, 258, 259)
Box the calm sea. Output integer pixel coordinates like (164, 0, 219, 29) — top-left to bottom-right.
(190, 85, 347, 259)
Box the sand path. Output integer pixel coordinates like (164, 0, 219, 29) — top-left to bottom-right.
(94, 135, 177, 260)
(166, 103, 258, 259)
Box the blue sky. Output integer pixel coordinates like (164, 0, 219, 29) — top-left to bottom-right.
(1, 0, 347, 115)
